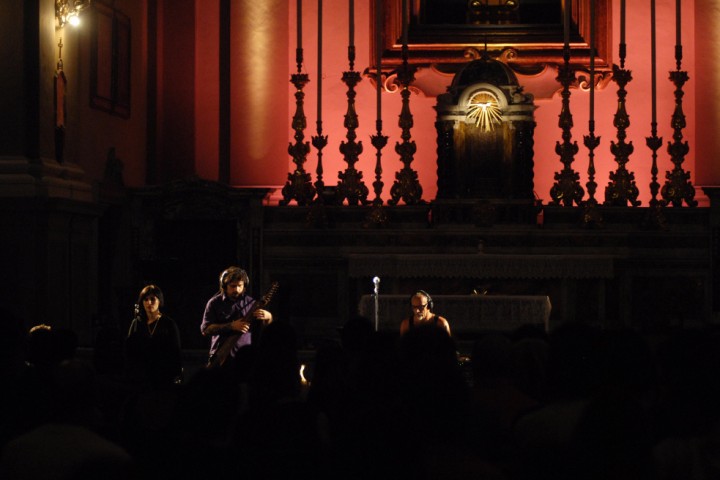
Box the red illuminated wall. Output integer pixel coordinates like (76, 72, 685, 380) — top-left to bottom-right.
(158, 0, 196, 182)
(158, 0, 709, 205)
(194, 0, 220, 181)
(278, 0, 699, 206)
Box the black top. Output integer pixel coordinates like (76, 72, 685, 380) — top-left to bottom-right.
(407, 314, 440, 330)
(125, 314, 182, 385)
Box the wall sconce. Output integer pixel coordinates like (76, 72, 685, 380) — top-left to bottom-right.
(56, 0, 92, 28)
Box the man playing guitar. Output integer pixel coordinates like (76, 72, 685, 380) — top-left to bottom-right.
(201, 266, 273, 368)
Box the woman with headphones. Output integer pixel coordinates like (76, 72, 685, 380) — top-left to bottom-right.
(400, 290, 451, 336)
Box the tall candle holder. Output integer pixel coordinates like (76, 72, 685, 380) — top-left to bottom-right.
(643, 0, 666, 228)
(583, 120, 602, 226)
(605, 46, 640, 206)
(337, 44, 369, 205)
(364, 0, 389, 227)
(365, 118, 389, 227)
(661, 46, 697, 207)
(311, 125, 328, 201)
(388, 49, 423, 205)
(644, 129, 667, 228)
(307, 120, 329, 227)
(645, 102, 668, 226)
(280, 72, 316, 206)
(281, 37, 315, 206)
(549, 49, 584, 207)
(646, 129, 663, 208)
(582, 1, 601, 227)
(306, 0, 329, 229)
(311, 0, 327, 204)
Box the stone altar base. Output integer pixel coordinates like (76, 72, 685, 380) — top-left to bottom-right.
(358, 294, 551, 335)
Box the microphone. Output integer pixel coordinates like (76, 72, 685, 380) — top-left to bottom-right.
(128, 304, 141, 338)
(372, 276, 380, 332)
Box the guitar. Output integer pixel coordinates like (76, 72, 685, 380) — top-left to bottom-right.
(208, 281, 279, 368)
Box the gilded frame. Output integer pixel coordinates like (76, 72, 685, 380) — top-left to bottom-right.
(374, 0, 613, 70)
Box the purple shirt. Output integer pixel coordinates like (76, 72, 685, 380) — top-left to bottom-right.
(201, 291, 256, 358)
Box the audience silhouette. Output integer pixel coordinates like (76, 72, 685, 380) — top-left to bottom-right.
(3, 308, 720, 480)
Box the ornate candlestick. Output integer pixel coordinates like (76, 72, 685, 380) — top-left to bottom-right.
(582, 0, 601, 226)
(645, 126, 666, 227)
(605, 33, 640, 207)
(336, 41, 369, 205)
(644, 0, 666, 228)
(549, 47, 584, 206)
(365, 0, 389, 227)
(647, 128, 662, 206)
(365, 119, 389, 226)
(311, 127, 328, 202)
(311, 0, 327, 203)
(388, 35, 423, 205)
(280, 24, 315, 206)
(307, 122, 330, 227)
(583, 128, 601, 225)
(660, 24, 697, 207)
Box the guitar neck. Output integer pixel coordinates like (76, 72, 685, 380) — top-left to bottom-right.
(207, 282, 278, 368)
(239, 298, 266, 322)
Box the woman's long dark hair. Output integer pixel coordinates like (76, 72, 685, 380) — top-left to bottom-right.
(136, 284, 164, 321)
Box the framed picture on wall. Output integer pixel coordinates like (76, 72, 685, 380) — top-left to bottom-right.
(90, 1, 131, 118)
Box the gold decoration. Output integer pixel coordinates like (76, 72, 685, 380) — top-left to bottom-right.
(467, 92, 502, 132)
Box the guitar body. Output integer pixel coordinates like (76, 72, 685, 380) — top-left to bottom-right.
(207, 281, 279, 368)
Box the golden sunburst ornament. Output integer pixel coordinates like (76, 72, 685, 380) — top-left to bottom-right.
(467, 92, 502, 132)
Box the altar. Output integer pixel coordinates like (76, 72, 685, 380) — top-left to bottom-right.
(358, 294, 551, 336)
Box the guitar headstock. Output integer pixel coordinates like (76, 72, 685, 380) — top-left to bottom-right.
(260, 281, 279, 306)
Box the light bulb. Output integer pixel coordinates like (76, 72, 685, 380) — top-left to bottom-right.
(68, 12, 80, 27)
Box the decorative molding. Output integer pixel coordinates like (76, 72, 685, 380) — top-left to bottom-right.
(347, 254, 615, 279)
(364, 62, 613, 100)
(376, 0, 613, 69)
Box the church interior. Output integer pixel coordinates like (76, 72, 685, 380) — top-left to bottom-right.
(3, 0, 720, 477)
(3, 0, 718, 346)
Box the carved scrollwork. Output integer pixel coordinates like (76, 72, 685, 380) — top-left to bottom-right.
(576, 69, 614, 92)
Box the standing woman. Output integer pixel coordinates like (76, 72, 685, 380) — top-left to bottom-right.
(125, 284, 182, 385)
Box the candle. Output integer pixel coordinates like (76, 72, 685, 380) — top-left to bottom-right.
(676, 0, 681, 46)
(589, 0, 595, 123)
(620, 0, 625, 45)
(402, 0, 408, 48)
(376, 0, 382, 122)
(318, 0, 322, 124)
(563, 0, 569, 50)
(297, 0, 302, 50)
(349, 0, 354, 48)
(651, 0, 657, 123)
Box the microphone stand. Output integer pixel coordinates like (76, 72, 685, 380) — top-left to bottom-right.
(127, 304, 141, 338)
(372, 277, 380, 331)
